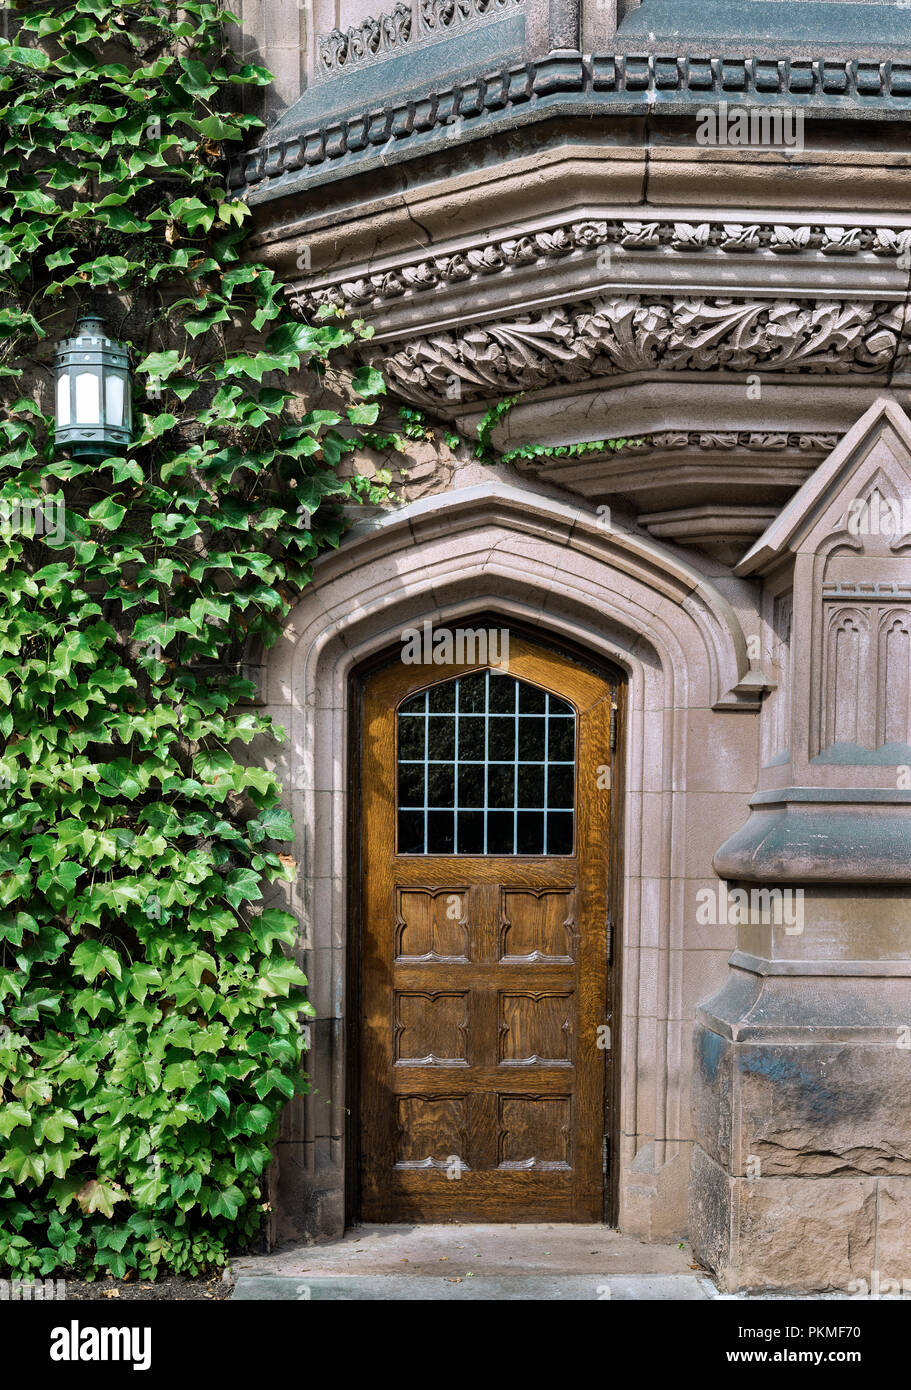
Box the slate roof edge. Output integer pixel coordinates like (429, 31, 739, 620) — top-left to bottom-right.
(230, 52, 911, 200)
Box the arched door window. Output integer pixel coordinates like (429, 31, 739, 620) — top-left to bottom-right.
(396, 669, 575, 855)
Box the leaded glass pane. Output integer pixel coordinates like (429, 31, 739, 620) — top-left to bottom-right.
(396, 670, 576, 855)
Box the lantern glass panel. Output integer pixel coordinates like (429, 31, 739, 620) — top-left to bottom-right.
(75, 371, 100, 424)
(105, 372, 124, 428)
(56, 375, 71, 428)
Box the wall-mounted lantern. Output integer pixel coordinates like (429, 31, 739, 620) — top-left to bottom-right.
(53, 313, 132, 457)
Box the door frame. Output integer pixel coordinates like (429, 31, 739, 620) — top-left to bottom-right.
(345, 614, 626, 1227)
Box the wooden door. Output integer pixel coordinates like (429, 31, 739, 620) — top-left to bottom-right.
(356, 635, 618, 1222)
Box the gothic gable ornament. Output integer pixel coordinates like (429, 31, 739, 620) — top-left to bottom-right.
(738, 398, 911, 767)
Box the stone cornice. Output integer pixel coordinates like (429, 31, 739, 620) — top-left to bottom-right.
(294, 217, 911, 316)
(233, 51, 911, 197)
(371, 293, 909, 408)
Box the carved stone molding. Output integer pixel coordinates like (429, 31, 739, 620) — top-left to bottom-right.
(315, 0, 521, 79)
(511, 429, 842, 461)
(297, 219, 911, 317)
(643, 430, 840, 454)
(375, 295, 907, 408)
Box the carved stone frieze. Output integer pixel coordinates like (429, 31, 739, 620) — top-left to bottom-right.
(606, 430, 841, 455)
(374, 296, 907, 407)
(296, 219, 911, 316)
(316, 0, 520, 78)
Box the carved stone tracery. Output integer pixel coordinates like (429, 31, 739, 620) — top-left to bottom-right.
(817, 485, 911, 758)
(316, 0, 519, 77)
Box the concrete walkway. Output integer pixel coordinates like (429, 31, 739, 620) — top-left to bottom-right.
(231, 1223, 722, 1300)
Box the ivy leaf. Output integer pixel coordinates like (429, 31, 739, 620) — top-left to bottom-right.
(71, 940, 122, 983)
(255, 957, 311, 1000)
(249, 909, 297, 953)
(222, 868, 262, 908)
(352, 365, 386, 397)
(178, 57, 218, 97)
(207, 1184, 244, 1220)
(0, 1102, 31, 1139)
(135, 350, 187, 380)
(87, 497, 126, 530)
(75, 1178, 125, 1219)
(163, 1061, 202, 1091)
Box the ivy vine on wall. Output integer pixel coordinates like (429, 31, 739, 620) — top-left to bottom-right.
(0, 0, 389, 1278)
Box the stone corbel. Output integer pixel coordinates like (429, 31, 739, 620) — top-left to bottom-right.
(712, 668, 770, 713)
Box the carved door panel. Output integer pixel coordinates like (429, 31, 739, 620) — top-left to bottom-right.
(357, 636, 617, 1221)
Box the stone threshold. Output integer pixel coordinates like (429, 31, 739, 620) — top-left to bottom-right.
(231, 1273, 715, 1300)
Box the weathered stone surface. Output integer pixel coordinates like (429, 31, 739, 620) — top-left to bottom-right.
(741, 1044, 911, 1178)
(870, 1179, 911, 1288)
(689, 1145, 733, 1282)
(691, 1023, 733, 1172)
(734, 1176, 876, 1293)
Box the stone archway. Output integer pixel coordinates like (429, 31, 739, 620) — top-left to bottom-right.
(251, 481, 762, 1243)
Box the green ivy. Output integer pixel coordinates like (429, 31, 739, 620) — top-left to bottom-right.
(500, 437, 642, 464)
(0, 0, 389, 1279)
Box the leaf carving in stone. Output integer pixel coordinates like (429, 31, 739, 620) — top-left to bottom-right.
(720, 224, 762, 251)
(584, 298, 668, 373)
(764, 301, 878, 371)
(533, 229, 575, 256)
(797, 435, 839, 450)
(666, 298, 766, 372)
(872, 229, 911, 258)
(698, 432, 739, 449)
(770, 224, 812, 254)
(821, 226, 862, 256)
(620, 221, 661, 249)
(671, 222, 711, 250)
(340, 278, 373, 304)
(746, 433, 788, 449)
(440, 253, 472, 281)
(403, 262, 439, 289)
(466, 246, 505, 274)
(378, 294, 908, 406)
(500, 237, 538, 265)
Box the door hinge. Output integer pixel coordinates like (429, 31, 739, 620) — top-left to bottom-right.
(606, 909, 612, 963)
(602, 1135, 609, 1177)
(609, 700, 618, 753)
